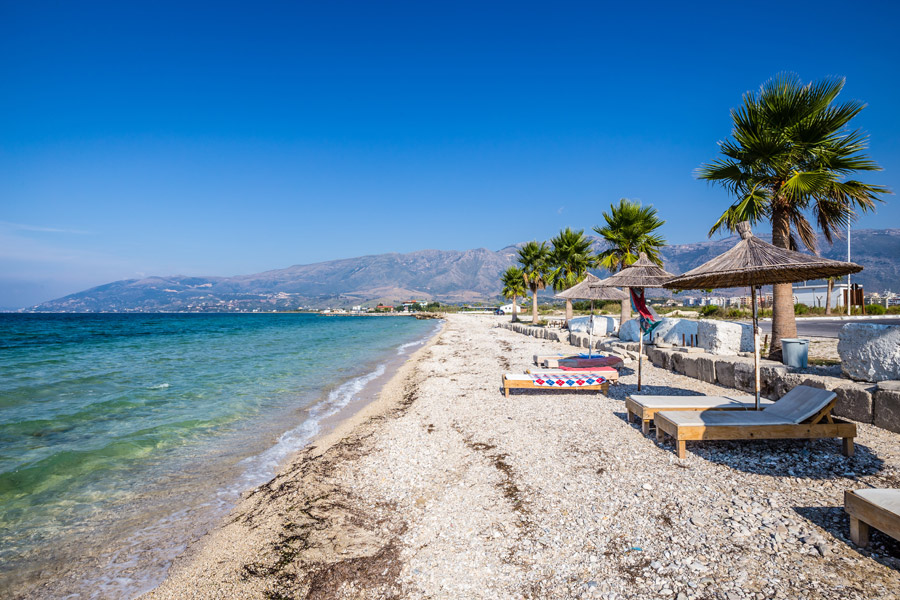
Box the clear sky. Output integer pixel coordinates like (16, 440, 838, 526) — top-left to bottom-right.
(2, 1, 899, 308)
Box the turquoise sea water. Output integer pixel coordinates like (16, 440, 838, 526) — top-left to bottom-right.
(0, 313, 437, 599)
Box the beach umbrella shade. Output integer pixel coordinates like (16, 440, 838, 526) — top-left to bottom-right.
(664, 222, 863, 408)
(555, 273, 627, 357)
(591, 253, 677, 390)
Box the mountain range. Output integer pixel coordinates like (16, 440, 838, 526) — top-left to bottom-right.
(29, 229, 900, 312)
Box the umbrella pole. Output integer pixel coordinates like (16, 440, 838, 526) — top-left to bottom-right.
(636, 288, 643, 392)
(638, 333, 643, 392)
(752, 286, 760, 410)
(588, 300, 594, 359)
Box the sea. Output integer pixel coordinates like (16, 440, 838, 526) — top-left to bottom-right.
(0, 312, 439, 599)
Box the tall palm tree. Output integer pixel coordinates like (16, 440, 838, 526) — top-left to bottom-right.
(548, 228, 598, 325)
(517, 241, 551, 325)
(697, 74, 887, 357)
(593, 199, 666, 326)
(500, 266, 526, 322)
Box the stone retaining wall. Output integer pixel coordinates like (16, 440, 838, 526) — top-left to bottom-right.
(499, 322, 900, 434)
(645, 346, 900, 433)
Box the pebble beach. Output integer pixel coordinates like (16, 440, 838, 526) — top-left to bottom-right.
(142, 313, 900, 600)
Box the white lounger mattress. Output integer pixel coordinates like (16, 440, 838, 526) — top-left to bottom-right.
(853, 489, 900, 516)
(629, 395, 769, 409)
(656, 410, 795, 428)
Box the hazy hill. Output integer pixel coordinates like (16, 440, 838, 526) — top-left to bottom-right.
(30, 229, 900, 312)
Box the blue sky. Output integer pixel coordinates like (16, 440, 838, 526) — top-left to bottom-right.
(2, 1, 899, 308)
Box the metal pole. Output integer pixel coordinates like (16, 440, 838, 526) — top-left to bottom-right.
(588, 300, 594, 359)
(637, 287, 643, 392)
(752, 286, 761, 410)
(638, 332, 643, 392)
(847, 224, 851, 316)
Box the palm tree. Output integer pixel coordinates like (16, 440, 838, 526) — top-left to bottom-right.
(825, 275, 844, 316)
(593, 199, 666, 326)
(698, 74, 887, 357)
(500, 266, 526, 322)
(517, 241, 551, 325)
(548, 228, 598, 325)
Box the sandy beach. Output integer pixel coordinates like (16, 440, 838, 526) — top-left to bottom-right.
(142, 313, 900, 600)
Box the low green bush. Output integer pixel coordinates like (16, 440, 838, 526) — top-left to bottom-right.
(794, 303, 810, 315)
(866, 304, 887, 315)
(700, 305, 722, 317)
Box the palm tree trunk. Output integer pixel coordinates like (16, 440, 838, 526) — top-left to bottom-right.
(532, 290, 539, 325)
(565, 299, 573, 325)
(512, 295, 518, 322)
(825, 279, 833, 316)
(620, 288, 631, 333)
(770, 206, 797, 359)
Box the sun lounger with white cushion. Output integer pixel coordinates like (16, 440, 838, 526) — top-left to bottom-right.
(653, 386, 856, 459)
(844, 489, 900, 547)
(502, 372, 610, 397)
(625, 394, 772, 435)
(527, 367, 618, 384)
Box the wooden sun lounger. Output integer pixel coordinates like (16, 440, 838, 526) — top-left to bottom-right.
(654, 386, 856, 459)
(502, 373, 610, 398)
(526, 367, 619, 384)
(625, 394, 772, 435)
(533, 353, 565, 366)
(844, 489, 900, 547)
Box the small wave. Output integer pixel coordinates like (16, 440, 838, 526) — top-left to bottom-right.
(396, 339, 424, 354)
(147, 383, 169, 390)
(233, 364, 387, 491)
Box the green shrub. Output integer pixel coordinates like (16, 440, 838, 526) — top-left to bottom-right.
(700, 305, 721, 317)
(888, 306, 900, 315)
(794, 303, 809, 315)
(866, 304, 887, 315)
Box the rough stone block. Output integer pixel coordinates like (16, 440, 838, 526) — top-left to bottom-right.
(568, 315, 618, 336)
(873, 389, 900, 433)
(697, 320, 753, 355)
(670, 352, 687, 375)
(838, 323, 900, 382)
(648, 348, 673, 371)
(759, 362, 789, 398)
(618, 319, 641, 342)
(682, 355, 702, 380)
(832, 382, 875, 423)
(733, 360, 758, 393)
(696, 355, 717, 383)
(647, 318, 699, 346)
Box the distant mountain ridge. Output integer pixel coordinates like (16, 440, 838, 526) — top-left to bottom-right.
(30, 229, 900, 312)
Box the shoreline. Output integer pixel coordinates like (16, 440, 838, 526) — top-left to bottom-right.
(139, 318, 447, 599)
(3, 316, 442, 600)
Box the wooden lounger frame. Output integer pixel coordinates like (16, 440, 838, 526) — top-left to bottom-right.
(844, 490, 900, 547)
(625, 396, 756, 436)
(654, 398, 856, 459)
(502, 374, 609, 398)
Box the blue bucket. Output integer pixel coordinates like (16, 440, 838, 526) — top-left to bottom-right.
(781, 338, 809, 368)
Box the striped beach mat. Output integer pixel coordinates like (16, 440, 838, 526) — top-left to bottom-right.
(531, 373, 607, 387)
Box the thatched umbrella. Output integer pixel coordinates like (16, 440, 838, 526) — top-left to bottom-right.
(591, 253, 676, 390)
(555, 273, 627, 357)
(664, 222, 863, 409)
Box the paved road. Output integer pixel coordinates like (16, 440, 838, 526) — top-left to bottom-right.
(757, 316, 900, 338)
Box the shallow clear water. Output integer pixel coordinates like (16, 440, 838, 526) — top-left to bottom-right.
(0, 313, 436, 598)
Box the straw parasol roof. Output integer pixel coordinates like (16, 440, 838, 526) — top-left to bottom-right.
(555, 273, 627, 301)
(664, 222, 863, 290)
(590, 252, 675, 289)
